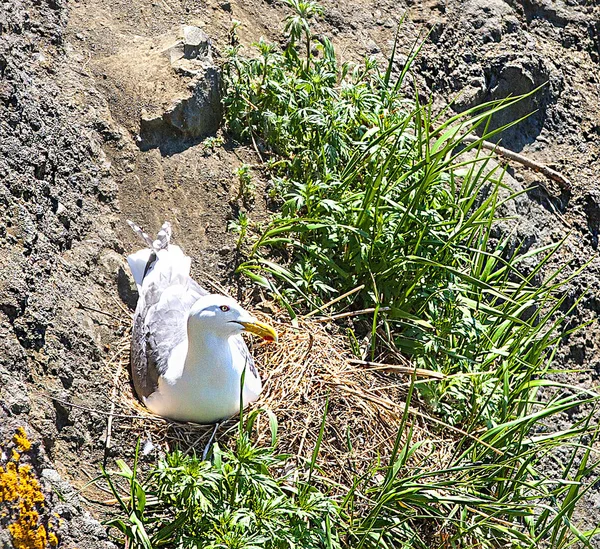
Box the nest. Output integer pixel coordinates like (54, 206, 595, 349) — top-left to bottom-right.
(249, 311, 438, 486)
(83, 302, 448, 492)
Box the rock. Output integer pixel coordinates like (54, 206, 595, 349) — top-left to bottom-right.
(117, 265, 138, 309)
(183, 26, 211, 60)
(139, 67, 221, 147)
(4, 378, 31, 414)
(98, 249, 129, 282)
(139, 27, 222, 150)
(167, 26, 212, 64)
(415, 0, 583, 152)
(140, 67, 221, 142)
(365, 39, 380, 55)
(462, 0, 514, 43)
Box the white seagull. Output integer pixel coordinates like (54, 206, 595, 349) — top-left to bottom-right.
(126, 220, 277, 424)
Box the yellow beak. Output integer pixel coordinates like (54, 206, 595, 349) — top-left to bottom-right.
(240, 319, 278, 343)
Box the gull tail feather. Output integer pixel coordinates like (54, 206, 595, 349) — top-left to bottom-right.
(127, 220, 172, 252)
(153, 222, 172, 252)
(126, 220, 174, 290)
(127, 219, 155, 248)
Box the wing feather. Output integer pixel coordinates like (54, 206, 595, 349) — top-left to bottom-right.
(130, 246, 208, 399)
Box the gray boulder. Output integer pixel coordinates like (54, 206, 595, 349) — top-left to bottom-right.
(139, 26, 222, 150)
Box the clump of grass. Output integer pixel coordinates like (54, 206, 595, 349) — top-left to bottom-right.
(222, 0, 586, 428)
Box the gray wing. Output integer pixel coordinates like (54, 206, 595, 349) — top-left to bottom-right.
(131, 277, 206, 399)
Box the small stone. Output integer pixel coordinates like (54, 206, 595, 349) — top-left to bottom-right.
(32, 52, 47, 64)
(183, 26, 211, 59)
(366, 40, 380, 55)
(0, 81, 14, 103)
(9, 391, 30, 415)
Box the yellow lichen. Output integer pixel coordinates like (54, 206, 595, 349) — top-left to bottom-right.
(0, 427, 55, 549)
(9, 522, 49, 549)
(0, 461, 20, 502)
(13, 427, 32, 452)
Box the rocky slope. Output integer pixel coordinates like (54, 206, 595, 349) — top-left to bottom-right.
(1, 0, 599, 545)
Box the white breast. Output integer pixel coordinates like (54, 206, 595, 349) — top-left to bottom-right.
(144, 332, 261, 424)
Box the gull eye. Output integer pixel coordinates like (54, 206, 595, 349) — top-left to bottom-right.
(220, 305, 230, 312)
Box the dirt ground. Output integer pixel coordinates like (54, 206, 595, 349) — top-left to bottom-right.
(1, 0, 599, 546)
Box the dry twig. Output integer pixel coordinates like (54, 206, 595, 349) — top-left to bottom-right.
(348, 358, 445, 379)
(462, 135, 572, 191)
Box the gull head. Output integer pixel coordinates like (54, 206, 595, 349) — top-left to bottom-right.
(189, 294, 278, 342)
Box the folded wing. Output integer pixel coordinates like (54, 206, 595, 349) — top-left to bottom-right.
(127, 221, 208, 399)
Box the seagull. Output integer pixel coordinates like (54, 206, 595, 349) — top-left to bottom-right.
(125, 220, 277, 424)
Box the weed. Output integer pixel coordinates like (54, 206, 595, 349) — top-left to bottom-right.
(104, 396, 600, 549)
(203, 135, 225, 154)
(103, 412, 342, 549)
(228, 210, 250, 251)
(236, 163, 256, 205)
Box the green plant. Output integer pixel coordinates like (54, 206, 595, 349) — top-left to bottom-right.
(203, 135, 225, 153)
(103, 411, 342, 549)
(103, 391, 600, 549)
(228, 210, 250, 251)
(236, 164, 256, 205)
(217, 3, 600, 548)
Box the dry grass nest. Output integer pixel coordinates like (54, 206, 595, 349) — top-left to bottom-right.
(62, 299, 454, 491)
